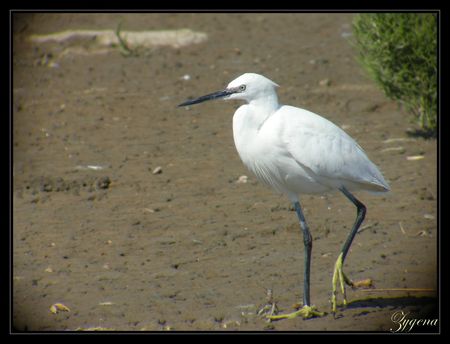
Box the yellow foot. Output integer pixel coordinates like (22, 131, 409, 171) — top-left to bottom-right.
(331, 252, 352, 315)
(331, 254, 374, 316)
(331, 252, 362, 315)
(266, 305, 325, 321)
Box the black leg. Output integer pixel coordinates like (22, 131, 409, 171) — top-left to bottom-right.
(293, 201, 312, 307)
(264, 201, 324, 320)
(339, 186, 367, 262)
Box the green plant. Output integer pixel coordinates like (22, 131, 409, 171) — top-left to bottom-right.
(115, 21, 137, 57)
(352, 13, 437, 135)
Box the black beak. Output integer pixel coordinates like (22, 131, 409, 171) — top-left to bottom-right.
(178, 88, 236, 107)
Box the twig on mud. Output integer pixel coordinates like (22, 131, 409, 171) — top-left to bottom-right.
(357, 222, 377, 233)
(399, 222, 431, 237)
(380, 146, 405, 153)
(399, 222, 406, 235)
(406, 155, 425, 161)
(358, 288, 435, 293)
(382, 137, 415, 144)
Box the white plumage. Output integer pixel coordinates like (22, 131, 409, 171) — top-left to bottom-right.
(229, 73, 389, 202)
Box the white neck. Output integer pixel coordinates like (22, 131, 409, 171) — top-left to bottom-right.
(248, 92, 280, 117)
(232, 92, 280, 164)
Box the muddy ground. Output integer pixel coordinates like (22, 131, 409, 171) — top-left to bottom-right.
(12, 13, 438, 332)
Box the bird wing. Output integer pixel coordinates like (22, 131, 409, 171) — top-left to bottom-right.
(277, 106, 389, 192)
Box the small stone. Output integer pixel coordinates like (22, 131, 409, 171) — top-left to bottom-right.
(236, 175, 248, 184)
(152, 166, 163, 175)
(96, 176, 111, 189)
(319, 78, 331, 86)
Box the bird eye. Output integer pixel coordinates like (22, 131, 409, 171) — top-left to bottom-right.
(239, 85, 246, 92)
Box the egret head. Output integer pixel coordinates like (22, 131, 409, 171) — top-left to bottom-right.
(178, 73, 279, 107)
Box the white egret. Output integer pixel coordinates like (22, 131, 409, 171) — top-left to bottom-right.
(178, 73, 389, 320)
